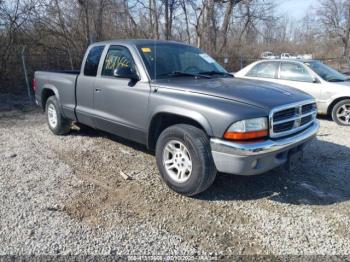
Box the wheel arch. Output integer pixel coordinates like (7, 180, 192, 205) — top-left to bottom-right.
(41, 86, 59, 111)
(327, 96, 350, 116)
(147, 109, 213, 151)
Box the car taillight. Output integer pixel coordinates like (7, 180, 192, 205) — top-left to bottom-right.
(32, 78, 37, 91)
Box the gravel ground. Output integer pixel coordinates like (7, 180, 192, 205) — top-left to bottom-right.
(1, 94, 350, 257)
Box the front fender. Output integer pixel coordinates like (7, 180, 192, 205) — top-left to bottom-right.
(148, 105, 214, 137)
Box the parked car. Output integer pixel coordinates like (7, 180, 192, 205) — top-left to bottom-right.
(261, 51, 278, 59)
(281, 53, 297, 59)
(235, 59, 350, 126)
(33, 40, 319, 196)
(297, 54, 313, 60)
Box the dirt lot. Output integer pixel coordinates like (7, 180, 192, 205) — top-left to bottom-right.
(1, 94, 350, 257)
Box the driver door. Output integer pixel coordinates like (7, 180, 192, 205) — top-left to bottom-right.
(93, 45, 150, 144)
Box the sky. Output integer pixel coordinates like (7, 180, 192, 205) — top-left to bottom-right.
(276, 0, 320, 20)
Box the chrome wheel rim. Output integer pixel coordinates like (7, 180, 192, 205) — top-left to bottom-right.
(336, 104, 350, 125)
(47, 104, 58, 128)
(162, 140, 192, 183)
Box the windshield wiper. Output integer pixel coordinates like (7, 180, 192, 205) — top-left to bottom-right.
(328, 78, 346, 82)
(199, 71, 233, 77)
(156, 71, 211, 79)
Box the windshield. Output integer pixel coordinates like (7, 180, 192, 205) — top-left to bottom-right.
(136, 43, 228, 79)
(306, 61, 349, 82)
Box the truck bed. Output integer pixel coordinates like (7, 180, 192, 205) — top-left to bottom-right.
(34, 70, 79, 121)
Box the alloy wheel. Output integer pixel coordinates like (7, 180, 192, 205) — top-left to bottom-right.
(162, 140, 192, 183)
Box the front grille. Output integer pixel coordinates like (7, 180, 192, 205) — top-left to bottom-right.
(302, 103, 315, 114)
(273, 121, 294, 133)
(270, 101, 317, 138)
(273, 108, 296, 122)
(301, 114, 313, 126)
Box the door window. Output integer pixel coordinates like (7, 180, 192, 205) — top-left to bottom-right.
(101, 46, 136, 77)
(246, 62, 279, 79)
(84, 45, 105, 76)
(280, 62, 313, 82)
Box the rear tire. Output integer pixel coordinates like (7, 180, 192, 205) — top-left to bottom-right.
(155, 124, 217, 196)
(331, 99, 350, 126)
(45, 96, 71, 135)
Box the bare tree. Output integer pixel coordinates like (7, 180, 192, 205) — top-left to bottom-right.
(149, 0, 160, 38)
(203, 0, 215, 52)
(0, 0, 37, 76)
(218, 0, 245, 53)
(317, 0, 350, 57)
(187, 0, 204, 48)
(95, 0, 109, 41)
(162, 0, 178, 40)
(180, 0, 191, 43)
(77, 0, 93, 46)
(1, 0, 350, 92)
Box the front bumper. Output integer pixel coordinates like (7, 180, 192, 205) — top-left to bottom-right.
(210, 120, 319, 175)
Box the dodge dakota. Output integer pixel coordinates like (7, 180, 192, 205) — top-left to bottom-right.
(34, 39, 319, 196)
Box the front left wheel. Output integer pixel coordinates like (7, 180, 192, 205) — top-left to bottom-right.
(155, 124, 217, 196)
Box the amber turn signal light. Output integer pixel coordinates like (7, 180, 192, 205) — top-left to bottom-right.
(224, 129, 268, 140)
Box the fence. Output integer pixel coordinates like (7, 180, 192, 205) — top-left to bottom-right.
(0, 48, 83, 101)
(1, 49, 350, 102)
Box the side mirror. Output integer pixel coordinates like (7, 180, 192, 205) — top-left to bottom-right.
(113, 67, 139, 81)
(312, 77, 319, 83)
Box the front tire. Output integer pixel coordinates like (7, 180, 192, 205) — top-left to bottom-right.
(155, 124, 217, 196)
(45, 96, 71, 135)
(331, 99, 350, 126)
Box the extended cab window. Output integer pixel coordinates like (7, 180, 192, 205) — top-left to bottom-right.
(279, 62, 313, 82)
(246, 62, 279, 78)
(84, 45, 105, 76)
(101, 46, 136, 77)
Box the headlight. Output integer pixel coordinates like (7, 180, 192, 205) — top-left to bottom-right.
(224, 117, 268, 140)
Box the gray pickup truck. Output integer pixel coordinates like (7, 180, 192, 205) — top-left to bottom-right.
(34, 39, 319, 196)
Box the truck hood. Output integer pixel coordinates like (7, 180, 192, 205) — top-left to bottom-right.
(152, 77, 312, 110)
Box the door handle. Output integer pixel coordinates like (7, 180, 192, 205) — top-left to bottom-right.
(95, 88, 102, 92)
